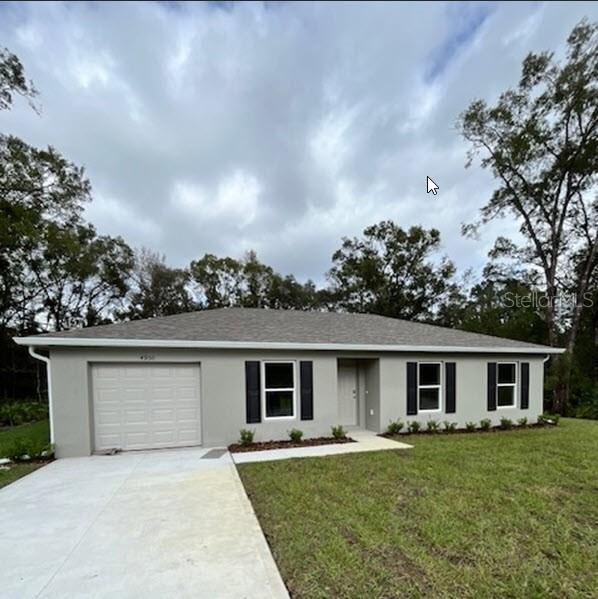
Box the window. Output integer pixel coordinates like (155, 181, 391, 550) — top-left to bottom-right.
(418, 362, 442, 411)
(262, 361, 296, 419)
(497, 362, 517, 408)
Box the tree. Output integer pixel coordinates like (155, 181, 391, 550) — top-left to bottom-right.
(1, 48, 134, 332)
(189, 250, 323, 310)
(0, 136, 92, 329)
(327, 221, 457, 320)
(27, 223, 133, 330)
(0, 47, 37, 111)
(122, 249, 193, 320)
(240, 250, 275, 308)
(190, 254, 244, 308)
(447, 262, 549, 344)
(459, 20, 598, 411)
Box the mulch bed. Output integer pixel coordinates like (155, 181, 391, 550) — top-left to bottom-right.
(379, 422, 556, 438)
(228, 436, 356, 453)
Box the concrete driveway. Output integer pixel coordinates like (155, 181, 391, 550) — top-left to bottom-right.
(0, 448, 288, 599)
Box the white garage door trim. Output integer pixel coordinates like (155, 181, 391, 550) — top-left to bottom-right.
(91, 363, 202, 452)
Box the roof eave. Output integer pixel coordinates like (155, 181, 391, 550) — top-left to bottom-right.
(13, 336, 566, 354)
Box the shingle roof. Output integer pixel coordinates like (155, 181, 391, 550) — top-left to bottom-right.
(17, 308, 561, 353)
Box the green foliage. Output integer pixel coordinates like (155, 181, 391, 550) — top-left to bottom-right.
(479, 418, 492, 431)
(288, 428, 303, 443)
(426, 419, 440, 432)
(444, 263, 549, 344)
(500, 418, 514, 430)
(0, 401, 48, 427)
(327, 221, 458, 320)
(0, 133, 134, 330)
(572, 381, 598, 419)
(239, 428, 255, 446)
(190, 250, 321, 310)
(407, 421, 421, 434)
(120, 249, 193, 320)
(0, 47, 38, 111)
(465, 421, 477, 432)
(538, 413, 560, 426)
(443, 420, 457, 433)
(0, 420, 53, 462)
(386, 420, 404, 435)
(4, 437, 53, 461)
(330, 425, 347, 439)
(517, 417, 528, 427)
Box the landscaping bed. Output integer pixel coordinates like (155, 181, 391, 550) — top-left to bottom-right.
(380, 421, 553, 438)
(228, 436, 356, 453)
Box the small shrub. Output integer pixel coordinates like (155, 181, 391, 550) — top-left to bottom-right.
(479, 418, 492, 431)
(538, 412, 560, 426)
(239, 428, 255, 446)
(0, 401, 48, 427)
(443, 420, 457, 433)
(465, 421, 476, 432)
(288, 428, 304, 443)
(517, 417, 528, 427)
(386, 420, 404, 435)
(500, 417, 514, 430)
(407, 421, 421, 434)
(426, 419, 440, 433)
(5, 437, 52, 461)
(331, 425, 347, 439)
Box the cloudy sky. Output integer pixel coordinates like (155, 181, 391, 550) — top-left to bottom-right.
(1, 1, 596, 284)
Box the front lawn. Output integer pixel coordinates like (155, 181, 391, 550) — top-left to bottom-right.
(0, 420, 50, 489)
(238, 418, 598, 598)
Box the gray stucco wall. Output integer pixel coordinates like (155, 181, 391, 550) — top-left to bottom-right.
(377, 353, 545, 431)
(48, 347, 547, 458)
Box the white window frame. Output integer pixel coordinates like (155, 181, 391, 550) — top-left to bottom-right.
(496, 361, 517, 409)
(262, 360, 297, 421)
(418, 361, 442, 413)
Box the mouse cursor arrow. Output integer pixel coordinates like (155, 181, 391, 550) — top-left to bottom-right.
(427, 176, 439, 195)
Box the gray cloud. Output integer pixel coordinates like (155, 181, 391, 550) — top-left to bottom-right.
(1, 1, 596, 284)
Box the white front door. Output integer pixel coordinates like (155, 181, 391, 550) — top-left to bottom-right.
(338, 364, 358, 426)
(92, 363, 201, 451)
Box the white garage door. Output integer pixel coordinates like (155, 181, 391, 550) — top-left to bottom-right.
(92, 363, 201, 451)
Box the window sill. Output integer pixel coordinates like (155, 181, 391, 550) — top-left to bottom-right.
(263, 416, 296, 421)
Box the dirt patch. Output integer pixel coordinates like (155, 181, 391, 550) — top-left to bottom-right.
(228, 436, 356, 453)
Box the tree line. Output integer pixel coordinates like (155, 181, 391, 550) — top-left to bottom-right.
(1, 21, 596, 417)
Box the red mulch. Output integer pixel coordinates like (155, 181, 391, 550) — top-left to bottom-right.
(228, 436, 356, 453)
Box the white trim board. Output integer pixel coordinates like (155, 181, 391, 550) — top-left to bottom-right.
(13, 336, 565, 354)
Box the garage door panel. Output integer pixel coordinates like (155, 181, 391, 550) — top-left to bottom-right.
(152, 407, 175, 421)
(177, 405, 198, 418)
(92, 363, 201, 452)
(177, 430, 200, 443)
(97, 410, 120, 425)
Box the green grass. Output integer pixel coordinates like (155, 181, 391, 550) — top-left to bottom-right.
(0, 420, 50, 489)
(238, 419, 598, 598)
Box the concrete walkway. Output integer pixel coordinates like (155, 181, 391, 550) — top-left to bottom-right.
(0, 448, 288, 599)
(232, 429, 412, 464)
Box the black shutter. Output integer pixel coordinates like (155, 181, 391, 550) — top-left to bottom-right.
(487, 362, 497, 411)
(520, 362, 530, 409)
(245, 361, 261, 423)
(407, 362, 418, 415)
(445, 362, 456, 414)
(300, 361, 314, 420)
